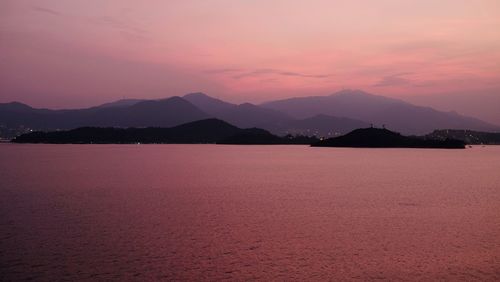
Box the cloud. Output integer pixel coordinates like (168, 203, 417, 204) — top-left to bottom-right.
(373, 73, 413, 87)
(32, 6, 61, 16)
(85, 16, 148, 41)
(86, 16, 147, 41)
(231, 68, 330, 79)
(31, 6, 146, 41)
(90, 16, 145, 34)
(203, 68, 243, 74)
(387, 39, 452, 55)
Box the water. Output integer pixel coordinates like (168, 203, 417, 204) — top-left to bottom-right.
(1, 144, 500, 281)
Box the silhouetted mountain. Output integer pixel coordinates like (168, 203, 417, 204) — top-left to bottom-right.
(96, 99, 145, 108)
(0, 102, 35, 112)
(403, 90, 500, 126)
(97, 97, 209, 127)
(183, 92, 291, 129)
(183, 92, 235, 116)
(0, 93, 352, 137)
(312, 127, 465, 148)
(0, 97, 209, 130)
(0, 102, 62, 129)
(262, 89, 499, 134)
(3, 91, 498, 138)
(425, 129, 500, 145)
(217, 103, 291, 129)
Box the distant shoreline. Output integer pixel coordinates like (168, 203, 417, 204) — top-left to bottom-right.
(9, 118, 500, 148)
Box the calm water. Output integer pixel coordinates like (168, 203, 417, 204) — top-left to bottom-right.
(1, 144, 500, 281)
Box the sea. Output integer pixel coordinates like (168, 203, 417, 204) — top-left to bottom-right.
(1, 144, 499, 280)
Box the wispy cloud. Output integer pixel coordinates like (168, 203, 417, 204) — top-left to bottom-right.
(31, 6, 146, 41)
(373, 73, 413, 87)
(90, 16, 146, 34)
(32, 6, 61, 16)
(230, 68, 331, 79)
(203, 68, 243, 74)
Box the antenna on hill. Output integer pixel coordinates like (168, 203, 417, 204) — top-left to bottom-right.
(382, 124, 386, 129)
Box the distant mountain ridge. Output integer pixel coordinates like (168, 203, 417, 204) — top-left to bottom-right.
(183, 92, 292, 129)
(0, 96, 209, 130)
(261, 89, 499, 134)
(1, 90, 499, 138)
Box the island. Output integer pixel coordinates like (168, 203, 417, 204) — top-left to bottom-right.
(311, 127, 465, 149)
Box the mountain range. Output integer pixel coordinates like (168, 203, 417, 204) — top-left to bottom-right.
(261, 90, 498, 134)
(1, 90, 499, 138)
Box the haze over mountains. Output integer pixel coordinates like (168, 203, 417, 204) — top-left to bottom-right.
(1, 90, 498, 139)
(262, 90, 498, 134)
(402, 90, 500, 126)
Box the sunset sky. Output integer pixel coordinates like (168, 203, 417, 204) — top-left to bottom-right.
(1, 0, 499, 110)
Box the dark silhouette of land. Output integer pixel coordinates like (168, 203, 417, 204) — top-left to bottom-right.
(217, 131, 318, 145)
(12, 119, 318, 145)
(13, 119, 467, 148)
(311, 127, 465, 149)
(425, 129, 500, 145)
(2, 90, 498, 140)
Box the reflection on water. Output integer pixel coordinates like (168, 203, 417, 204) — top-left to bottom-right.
(1, 144, 500, 280)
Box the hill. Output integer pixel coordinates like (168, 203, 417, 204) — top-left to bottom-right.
(12, 119, 318, 145)
(311, 127, 465, 148)
(12, 119, 240, 144)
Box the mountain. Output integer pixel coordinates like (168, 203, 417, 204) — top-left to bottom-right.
(183, 92, 291, 129)
(183, 92, 364, 135)
(183, 92, 235, 116)
(403, 90, 500, 126)
(4, 90, 498, 138)
(94, 97, 209, 127)
(262, 89, 499, 135)
(311, 127, 465, 149)
(96, 99, 145, 108)
(217, 103, 291, 129)
(0, 96, 209, 130)
(262, 90, 403, 119)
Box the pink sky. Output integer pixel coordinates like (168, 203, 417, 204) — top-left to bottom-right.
(1, 0, 499, 109)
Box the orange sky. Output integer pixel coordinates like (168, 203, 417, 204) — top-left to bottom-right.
(1, 0, 499, 108)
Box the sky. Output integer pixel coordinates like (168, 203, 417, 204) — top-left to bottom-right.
(1, 0, 500, 114)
